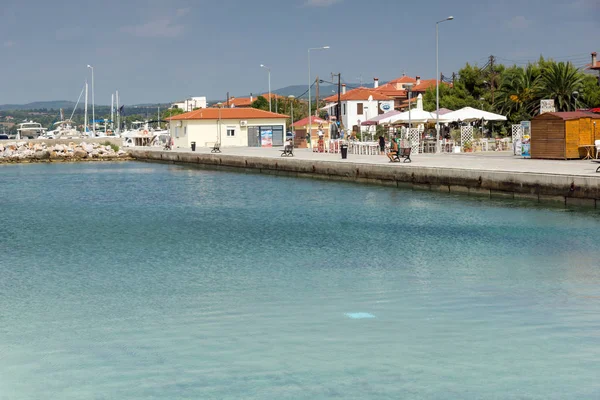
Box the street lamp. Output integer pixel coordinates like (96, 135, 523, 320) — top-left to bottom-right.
(260, 64, 271, 112)
(217, 102, 223, 144)
(87, 64, 95, 135)
(288, 95, 295, 136)
(405, 83, 414, 131)
(436, 16, 453, 152)
(308, 46, 330, 146)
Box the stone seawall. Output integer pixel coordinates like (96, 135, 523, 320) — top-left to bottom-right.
(1, 141, 131, 163)
(130, 149, 600, 208)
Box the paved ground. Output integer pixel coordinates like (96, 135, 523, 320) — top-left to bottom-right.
(138, 146, 600, 178)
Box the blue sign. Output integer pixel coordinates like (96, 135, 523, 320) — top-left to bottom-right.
(381, 103, 391, 112)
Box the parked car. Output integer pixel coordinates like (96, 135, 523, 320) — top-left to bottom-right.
(286, 131, 294, 140)
(0, 134, 9, 140)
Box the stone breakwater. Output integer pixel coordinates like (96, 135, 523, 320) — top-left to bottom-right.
(0, 141, 131, 163)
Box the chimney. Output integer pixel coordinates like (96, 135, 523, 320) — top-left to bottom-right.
(592, 52, 598, 67)
(342, 84, 347, 94)
(250, 93, 253, 102)
(416, 76, 421, 86)
(374, 78, 379, 88)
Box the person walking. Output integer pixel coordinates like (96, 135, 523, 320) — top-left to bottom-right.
(378, 134, 385, 155)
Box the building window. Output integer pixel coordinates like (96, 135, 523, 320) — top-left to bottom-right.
(227, 127, 235, 137)
(357, 103, 363, 115)
(184, 126, 187, 136)
(175, 127, 179, 138)
(343, 103, 346, 115)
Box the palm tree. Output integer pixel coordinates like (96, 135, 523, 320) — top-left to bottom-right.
(496, 64, 541, 122)
(539, 62, 584, 111)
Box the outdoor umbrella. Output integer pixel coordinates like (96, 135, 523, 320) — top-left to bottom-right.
(442, 107, 507, 122)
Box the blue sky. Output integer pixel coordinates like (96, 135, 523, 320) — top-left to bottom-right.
(0, 0, 598, 105)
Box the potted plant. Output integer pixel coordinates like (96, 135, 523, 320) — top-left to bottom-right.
(463, 142, 473, 152)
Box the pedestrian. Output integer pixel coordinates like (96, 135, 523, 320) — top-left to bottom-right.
(378, 134, 385, 155)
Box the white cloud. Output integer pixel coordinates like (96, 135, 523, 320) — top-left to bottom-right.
(122, 9, 190, 38)
(4, 40, 15, 48)
(304, 0, 343, 7)
(507, 16, 531, 30)
(176, 8, 190, 17)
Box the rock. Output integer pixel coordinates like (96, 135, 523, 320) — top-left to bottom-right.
(84, 144, 94, 153)
(34, 150, 50, 160)
(73, 150, 87, 158)
(49, 151, 59, 159)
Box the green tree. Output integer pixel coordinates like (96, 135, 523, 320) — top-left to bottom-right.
(251, 96, 270, 111)
(581, 74, 600, 108)
(423, 84, 479, 111)
(162, 108, 185, 119)
(539, 62, 584, 111)
(496, 63, 541, 123)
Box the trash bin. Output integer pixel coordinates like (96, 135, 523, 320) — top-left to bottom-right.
(191, 142, 196, 151)
(341, 144, 348, 159)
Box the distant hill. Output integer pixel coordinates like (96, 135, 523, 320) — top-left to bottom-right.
(0, 100, 78, 111)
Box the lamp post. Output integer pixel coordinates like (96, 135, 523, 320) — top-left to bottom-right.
(260, 64, 271, 112)
(308, 46, 330, 146)
(87, 64, 95, 135)
(288, 95, 295, 136)
(436, 16, 453, 153)
(405, 83, 414, 131)
(217, 102, 223, 144)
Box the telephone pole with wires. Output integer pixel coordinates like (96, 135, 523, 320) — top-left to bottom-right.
(331, 73, 341, 124)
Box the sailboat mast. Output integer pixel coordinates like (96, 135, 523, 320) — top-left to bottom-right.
(116, 90, 120, 134)
(84, 81, 88, 135)
(157, 106, 160, 129)
(111, 94, 114, 131)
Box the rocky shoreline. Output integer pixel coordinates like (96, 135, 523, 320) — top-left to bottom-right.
(0, 141, 132, 164)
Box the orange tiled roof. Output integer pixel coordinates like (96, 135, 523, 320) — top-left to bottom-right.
(388, 76, 417, 85)
(291, 116, 327, 127)
(219, 93, 288, 108)
(166, 108, 288, 121)
(413, 79, 444, 92)
(324, 87, 391, 102)
(587, 62, 600, 70)
(375, 87, 407, 98)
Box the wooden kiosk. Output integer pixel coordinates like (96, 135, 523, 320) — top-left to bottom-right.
(531, 112, 600, 159)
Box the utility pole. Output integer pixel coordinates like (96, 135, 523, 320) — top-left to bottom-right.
(452, 72, 457, 86)
(226, 92, 229, 107)
(331, 73, 341, 125)
(315, 75, 319, 116)
(489, 55, 497, 105)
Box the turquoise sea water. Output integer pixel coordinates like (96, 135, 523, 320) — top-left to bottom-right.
(1, 162, 599, 399)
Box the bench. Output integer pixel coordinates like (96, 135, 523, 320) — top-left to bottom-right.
(390, 147, 411, 163)
(593, 160, 600, 173)
(280, 145, 294, 157)
(210, 142, 221, 153)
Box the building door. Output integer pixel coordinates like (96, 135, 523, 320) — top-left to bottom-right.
(272, 126, 284, 146)
(247, 126, 260, 147)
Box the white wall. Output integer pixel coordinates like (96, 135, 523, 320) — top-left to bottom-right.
(171, 97, 207, 112)
(170, 118, 287, 148)
(342, 99, 394, 129)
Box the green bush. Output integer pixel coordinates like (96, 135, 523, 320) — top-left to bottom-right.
(102, 141, 119, 152)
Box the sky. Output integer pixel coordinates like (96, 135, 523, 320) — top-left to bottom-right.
(0, 0, 598, 105)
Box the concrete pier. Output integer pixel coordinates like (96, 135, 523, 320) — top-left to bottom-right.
(130, 147, 600, 208)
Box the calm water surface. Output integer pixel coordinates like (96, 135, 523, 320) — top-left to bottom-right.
(1, 162, 599, 399)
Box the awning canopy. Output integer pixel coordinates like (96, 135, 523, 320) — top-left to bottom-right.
(442, 107, 507, 122)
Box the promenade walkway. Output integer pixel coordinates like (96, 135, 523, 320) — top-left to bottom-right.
(143, 146, 600, 178)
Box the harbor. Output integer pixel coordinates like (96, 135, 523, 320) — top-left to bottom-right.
(130, 146, 600, 208)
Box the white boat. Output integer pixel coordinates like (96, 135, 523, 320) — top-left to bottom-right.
(43, 119, 82, 139)
(16, 121, 47, 139)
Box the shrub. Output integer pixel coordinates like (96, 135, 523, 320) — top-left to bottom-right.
(102, 141, 119, 152)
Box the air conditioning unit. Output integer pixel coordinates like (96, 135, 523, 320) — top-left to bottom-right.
(240, 120, 248, 126)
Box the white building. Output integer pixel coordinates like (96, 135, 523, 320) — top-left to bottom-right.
(324, 87, 393, 131)
(167, 108, 288, 148)
(171, 96, 207, 112)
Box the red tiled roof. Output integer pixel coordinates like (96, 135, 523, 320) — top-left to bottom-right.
(219, 93, 288, 108)
(412, 79, 441, 92)
(587, 62, 600, 70)
(536, 111, 600, 120)
(291, 116, 327, 127)
(374, 87, 407, 98)
(324, 87, 391, 102)
(166, 108, 288, 121)
(388, 76, 417, 84)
